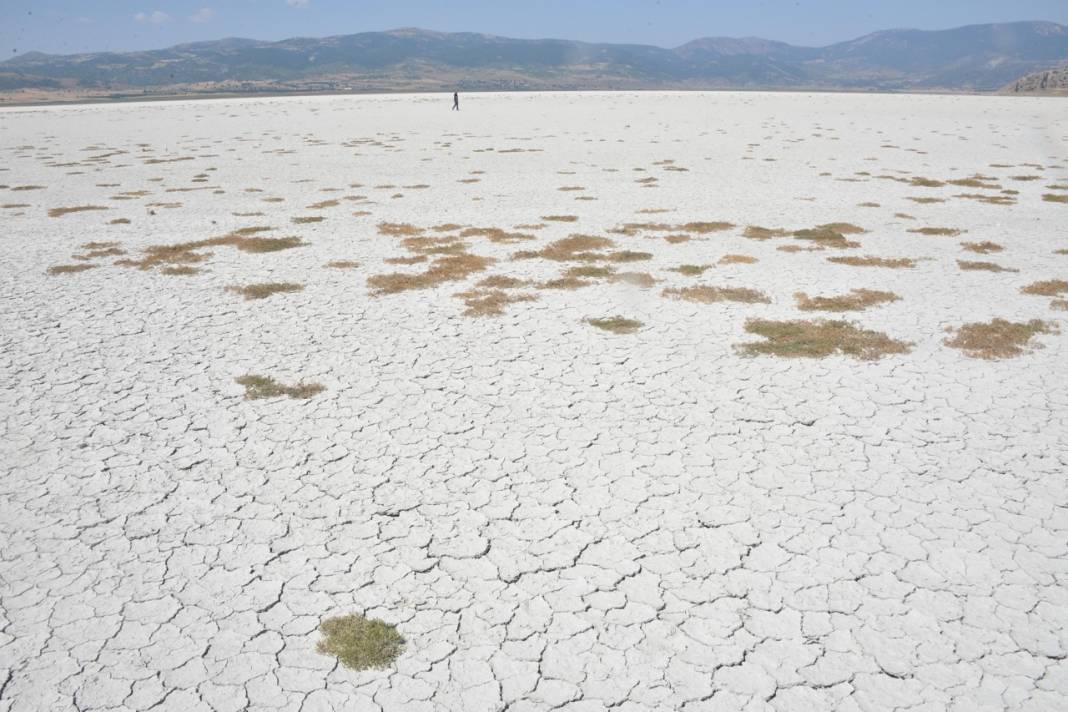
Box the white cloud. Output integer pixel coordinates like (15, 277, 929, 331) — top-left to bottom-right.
(286, 0, 310, 7)
(190, 7, 216, 23)
(134, 10, 172, 25)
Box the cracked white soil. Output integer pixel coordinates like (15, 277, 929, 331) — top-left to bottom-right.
(1, 91, 1067, 711)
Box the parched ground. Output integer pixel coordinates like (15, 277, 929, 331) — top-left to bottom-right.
(1, 91, 1067, 712)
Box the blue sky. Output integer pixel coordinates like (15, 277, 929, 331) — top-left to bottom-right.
(3, 1, 1068, 56)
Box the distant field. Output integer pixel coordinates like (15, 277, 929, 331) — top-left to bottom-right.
(1, 91, 1066, 712)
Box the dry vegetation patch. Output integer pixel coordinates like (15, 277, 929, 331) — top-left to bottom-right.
(514, 234, 615, 262)
(1021, 280, 1068, 297)
(47, 264, 97, 275)
(615, 221, 733, 236)
(292, 216, 325, 224)
(369, 253, 493, 294)
(743, 226, 789, 240)
(227, 282, 305, 300)
(477, 275, 529, 289)
(326, 260, 360, 269)
(817, 222, 867, 234)
(945, 319, 1055, 359)
(663, 285, 770, 304)
(1043, 194, 1068, 203)
(566, 265, 616, 279)
(909, 227, 964, 237)
(670, 264, 713, 276)
(792, 227, 860, 249)
(316, 614, 404, 671)
(161, 266, 199, 276)
(459, 227, 536, 244)
(237, 374, 325, 400)
(585, 316, 643, 334)
(795, 289, 900, 312)
(740, 319, 911, 360)
(118, 232, 303, 271)
(378, 222, 423, 236)
(961, 241, 1003, 254)
(48, 205, 108, 218)
(541, 215, 579, 222)
(828, 256, 917, 269)
(957, 260, 1017, 273)
(454, 288, 537, 316)
(719, 254, 758, 265)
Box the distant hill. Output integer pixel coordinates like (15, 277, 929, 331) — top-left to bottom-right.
(1002, 65, 1068, 95)
(3, 21, 1068, 101)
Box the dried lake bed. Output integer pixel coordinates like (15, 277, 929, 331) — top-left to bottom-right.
(1, 91, 1067, 711)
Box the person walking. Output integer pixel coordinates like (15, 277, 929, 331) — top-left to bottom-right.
(452, 91, 459, 111)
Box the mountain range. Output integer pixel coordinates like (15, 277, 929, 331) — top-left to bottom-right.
(3, 21, 1068, 101)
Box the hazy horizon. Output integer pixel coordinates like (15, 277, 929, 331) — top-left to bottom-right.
(3, 0, 1068, 57)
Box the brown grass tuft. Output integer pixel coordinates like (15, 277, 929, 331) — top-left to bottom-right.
(540, 276, 594, 290)
(454, 288, 537, 316)
(369, 253, 493, 294)
(663, 285, 769, 304)
(326, 260, 360, 269)
(909, 227, 964, 237)
(378, 222, 424, 236)
(682, 221, 734, 234)
(227, 282, 305, 300)
(316, 614, 404, 671)
(719, 254, 758, 265)
(515, 234, 615, 262)
(817, 222, 867, 234)
(743, 226, 789, 240)
(1021, 280, 1068, 297)
(605, 250, 653, 263)
(585, 316, 643, 334)
(961, 241, 1003, 254)
(671, 264, 713, 276)
(48, 205, 108, 218)
(792, 227, 860, 249)
(292, 216, 325, 224)
(828, 256, 917, 269)
(401, 236, 469, 255)
(161, 266, 199, 276)
(237, 374, 325, 400)
(740, 319, 911, 360)
(459, 227, 536, 243)
(1043, 193, 1068, 203)
(945, 319, 1055, 359)
(477, 275, 529, 289)
(385, 255, 428, 265)
(541, 215, 578, 222)
(957, 260, 1017, 273)
(47, 264, 97, 275)
(795, 289, 899, 312)
(566, 265, 616, 279)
